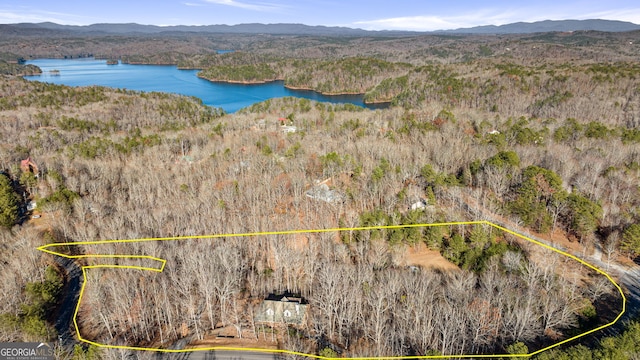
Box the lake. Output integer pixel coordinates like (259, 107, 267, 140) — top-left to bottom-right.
(24, 58, 382, 113)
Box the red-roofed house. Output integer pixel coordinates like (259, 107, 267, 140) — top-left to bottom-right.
(20, 157, 38, 175)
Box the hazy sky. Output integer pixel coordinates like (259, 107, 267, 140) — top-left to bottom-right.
(1, 0, 639, 31)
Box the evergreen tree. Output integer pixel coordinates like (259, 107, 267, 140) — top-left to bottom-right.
(0, 174, 19, 228)
(567, 193, 602, 241)
(621, 224, 640, 259)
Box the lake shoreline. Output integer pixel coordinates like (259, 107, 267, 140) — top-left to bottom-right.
(24, 58, 385, 113)
(196, 75, 284, 85)
(363, 99, 393, 105)
(196, 75, 368, 97)
(283, 84, 365, 97)
(196, 75, 379, 99)
(80, 58, 390, 104)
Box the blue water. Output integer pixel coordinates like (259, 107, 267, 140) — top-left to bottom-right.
(24, 58, 380, 113)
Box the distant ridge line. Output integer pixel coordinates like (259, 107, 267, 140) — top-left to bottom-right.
(438, 19, 640, 34)
(3, 19, 640, 36)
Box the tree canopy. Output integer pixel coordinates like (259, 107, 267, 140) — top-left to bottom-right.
(0, 174, 19, 228)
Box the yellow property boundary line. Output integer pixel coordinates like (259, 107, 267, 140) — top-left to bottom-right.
(37, 220, 626, 359)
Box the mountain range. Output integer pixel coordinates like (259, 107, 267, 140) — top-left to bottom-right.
(3, 19, 640, 36)
(442, 19, 640, 34)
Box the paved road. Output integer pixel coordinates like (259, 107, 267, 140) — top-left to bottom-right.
(153, 350, 280, 360)
(53, 256, 82, 350)
(603, 266, 640, 336)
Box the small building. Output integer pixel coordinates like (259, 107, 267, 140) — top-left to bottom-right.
(20, 157, 38, 175)
(281, 125, 297, 133)
(410, 199, 427, 211)
(305, 183, 344, 203)
(255, 294, 307, 325)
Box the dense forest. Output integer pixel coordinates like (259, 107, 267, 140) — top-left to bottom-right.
(0, 28, 639, 359)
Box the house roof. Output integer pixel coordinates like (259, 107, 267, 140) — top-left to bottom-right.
(264, 292, 307, 304)
(255, 293, 308, 325)
(20, 157, 38, 172)
(305, 183, 344, 203)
